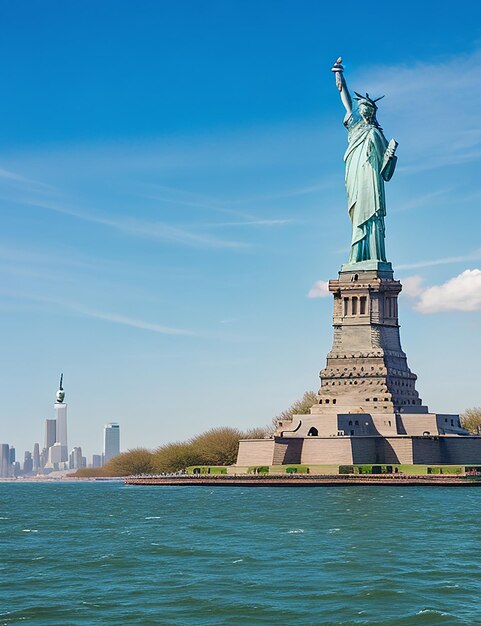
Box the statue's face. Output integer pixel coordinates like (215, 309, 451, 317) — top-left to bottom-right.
(359, 102, 375, 122)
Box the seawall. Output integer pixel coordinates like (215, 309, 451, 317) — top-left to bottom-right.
(125, 475, 481, 487)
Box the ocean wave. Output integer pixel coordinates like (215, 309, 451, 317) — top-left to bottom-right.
(417, 609, 450, 616)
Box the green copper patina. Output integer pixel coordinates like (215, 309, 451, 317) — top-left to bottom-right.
(332, 58, 398, 268)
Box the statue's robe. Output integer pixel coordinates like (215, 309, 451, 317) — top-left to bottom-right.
(344, 108, 396, 263)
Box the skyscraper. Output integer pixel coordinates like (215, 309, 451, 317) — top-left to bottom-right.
(46, 443, 62, 470)
(103, 423, 120, 463)
(33, 443, 40, 473)
(92, 454, 103, 468)
(40, 447, 48, 469)
(69, 447, 83, 470)
(44, 419, 56, 450)
(0, 444, 10, 478)
(54, 374, 68, 463)
(24, 451, 33, 474)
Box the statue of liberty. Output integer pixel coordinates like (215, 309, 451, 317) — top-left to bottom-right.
(331, 58, 398, 264)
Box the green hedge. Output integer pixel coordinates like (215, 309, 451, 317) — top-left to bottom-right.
(340, 465, 396, 475)
(285, 465, 310, 474)
(186, 466, 227, 475)
(427, 466, 463, 475)
(247, 466, 269, 474)
(340, 464, 466, 475)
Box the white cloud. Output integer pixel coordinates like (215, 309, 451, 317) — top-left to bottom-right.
(401, 275, 424, 298)
(310, 270, 481, 313)
(415, 269, 481, 313)
(307, 280, 330, 298)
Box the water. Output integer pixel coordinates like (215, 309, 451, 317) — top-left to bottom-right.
(1, 482, 481, 625)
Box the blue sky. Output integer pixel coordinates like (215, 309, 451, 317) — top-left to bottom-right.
(1, 0, 481, 460)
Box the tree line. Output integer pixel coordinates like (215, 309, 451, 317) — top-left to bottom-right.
(74, 426, 269, 477)
(74, 396, 481, 477)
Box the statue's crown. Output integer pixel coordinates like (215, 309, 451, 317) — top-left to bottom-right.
(354, 91, 384, 109)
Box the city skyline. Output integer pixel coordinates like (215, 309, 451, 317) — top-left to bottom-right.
(0, 373, 120, 476)
(0, 0, 480, 457)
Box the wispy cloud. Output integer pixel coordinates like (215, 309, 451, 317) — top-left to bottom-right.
(0, 290, 199, 336)
(141, 188, 253, 220)
(15, 197, 249, 250)
(106, 216, 249, 249)
(0, 165, 53, 190)
(207, 218, 294, 228)
(230, 180, 333, 203)
(0, 241, 124, 274)
(0, 167, 259, 249)
(3, 117, 331, 177)
(141, 180, 320, 224)
(68, 305, 198, 336)
(391, 188, 452, 213)
(356, 49, 481, 172)
(397, 248, 481, 270)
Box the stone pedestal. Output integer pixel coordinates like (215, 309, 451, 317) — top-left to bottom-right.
(235, 264, 477, 468)
(316, 264, 424, 415)
(275, 265, 466, 441)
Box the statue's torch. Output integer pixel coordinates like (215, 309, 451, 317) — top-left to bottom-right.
(332, 57, 344, 91)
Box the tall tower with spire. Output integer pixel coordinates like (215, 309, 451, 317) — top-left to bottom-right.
(54, 374, 68, 463)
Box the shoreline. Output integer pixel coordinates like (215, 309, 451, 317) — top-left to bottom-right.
(124, 475, 481, 487)
(0, 477, 123, 483)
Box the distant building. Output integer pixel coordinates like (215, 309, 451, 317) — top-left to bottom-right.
(0, 444, 10, 478)
(9, 447, 15, 464)
(69, 447, 83, 470)
(104, 423, 120, 463)
(92, 454, 103, 468)
(24, 451, 33, 474)
(33, 443, 40, 473)
(46, 442, 62, 469)
(40, 447, 48, 469)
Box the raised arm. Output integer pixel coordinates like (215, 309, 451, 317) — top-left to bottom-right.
(331, 57, 352, 115)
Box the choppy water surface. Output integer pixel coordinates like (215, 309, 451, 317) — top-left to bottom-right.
(1, 483, 481, 625)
